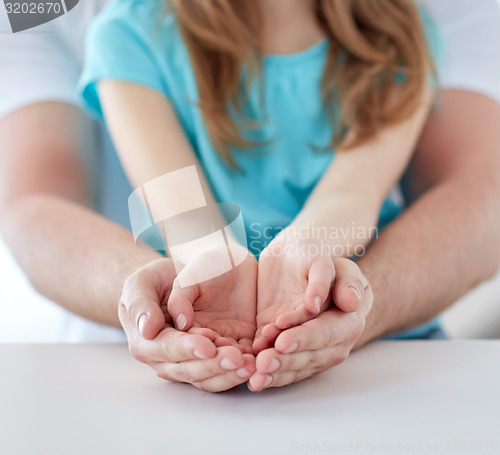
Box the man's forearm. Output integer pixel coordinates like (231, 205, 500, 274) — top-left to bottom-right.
(356, 173, 500, 345)
(1, 195, 162, 327)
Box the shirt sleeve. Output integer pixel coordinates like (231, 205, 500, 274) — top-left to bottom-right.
(427, 0, 500, 103)
(0, 12, 81, 121)
(78, 1, 168, 122)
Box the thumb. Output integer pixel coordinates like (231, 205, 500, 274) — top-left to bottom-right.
(331, 258, 364, 313)
(304, 255, 335, 315)
(167, 276, 197, 332)
(119, 292, 166, 341)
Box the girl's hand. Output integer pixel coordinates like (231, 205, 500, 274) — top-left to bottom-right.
(253, 236, 361, 355)
(167, 245, 257, 344)
(249, 258, 372, 392)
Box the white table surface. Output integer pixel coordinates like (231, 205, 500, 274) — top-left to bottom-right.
(0, 340, 499, 455)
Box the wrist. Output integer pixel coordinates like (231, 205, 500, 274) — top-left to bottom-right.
(352, 257, 391, 347)
(282, 216, 378, 259)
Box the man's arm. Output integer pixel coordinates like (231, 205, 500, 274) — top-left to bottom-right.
(356, 89, 500, 344)
(250, 90, 500, 390)
(0, 102, 256, 391)
(0, 102, 162, 327)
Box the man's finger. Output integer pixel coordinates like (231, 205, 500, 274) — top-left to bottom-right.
(252, 325, 278, 355)
(120, 260, 175, 340)
(119, 292, 165, 341)
(255, 345, 344, 375)
(274, 309, 359, 354)
(131, 327, 217, 364)
(331, 258, 367, 313)
(248, 367, 320, 392)
(156, 346, 248, 384)
(192, 354, 256, 392)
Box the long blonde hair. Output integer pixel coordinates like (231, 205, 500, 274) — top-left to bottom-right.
(169, 0, 434, 166)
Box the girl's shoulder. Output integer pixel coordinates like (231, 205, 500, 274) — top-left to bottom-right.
(94, 0, 173, 24)
(80, 0, 188, 121)
(88, 0, 181, 56)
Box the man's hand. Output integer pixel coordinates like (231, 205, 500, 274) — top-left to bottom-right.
(249, 258, 372, 392)
(253, 236, 361, 355)
(119, 254, 257, 392)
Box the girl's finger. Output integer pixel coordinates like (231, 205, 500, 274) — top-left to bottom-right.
(305, 255, 335, 314)
(261, 322, 282, 340)
(187, 326, 218, 341)
(275, 304, 315, 330)
(193, 354, 256, 392)
(213, 336, 250, 353)
(167, 279, 197, 332)
(252, 335, 275, 355)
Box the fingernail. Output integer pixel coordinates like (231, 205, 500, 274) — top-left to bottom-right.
(283, 342, 298, 354)
(220, 358, 239, 370)
(138, 313, 148, 335)
(348, 285, 361, 302)
(264, 375, 272, 388)
(236, 367, 251, 378)
(267, 358, 280, 373)
(314, 295, 321, 313)
(194, 349, 209, 360)
(176, 313, 187, 331)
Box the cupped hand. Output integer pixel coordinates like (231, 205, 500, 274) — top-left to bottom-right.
(249, 257, 372, 391)
(167, 245, 258, 352)
(119, 256, 256, 392)
(253, 236, 360, 354)
(120, 245, 371, 392)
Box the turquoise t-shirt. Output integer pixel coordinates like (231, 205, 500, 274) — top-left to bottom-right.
(78, 0, 444, 339)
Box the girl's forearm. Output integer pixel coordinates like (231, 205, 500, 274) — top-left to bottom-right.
(287, 192, 379, 257)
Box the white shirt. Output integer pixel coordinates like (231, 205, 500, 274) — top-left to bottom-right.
(0, 0, 499, 342)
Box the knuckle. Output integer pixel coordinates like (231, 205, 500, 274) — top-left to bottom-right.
(157, 340, 172, 363)
(305, 351, 318, 369)
(123, 272, 142, 294)
(122, 298, 143, 323)
(128, 342, 147, 364)
(349, 278, 364, 293)
(335, 350, 349, 366)
(289, 370, 300, 386)
(322, 332, 335, 350)
(315, 281, 331, 298)
(194, 381, 214, 392)
(171, 363, 189, 383)
(206, 362, 223, 377)
(349, 316, 365, 342)
(156, 370, 174, 382)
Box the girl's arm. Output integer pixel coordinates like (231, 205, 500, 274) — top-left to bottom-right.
(98, 80, 241, 263)
(98, 80, 216, 203)
(287, 88, 434, 256)
(253, 89, 434, 341)
(98, 80, 254, 327)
